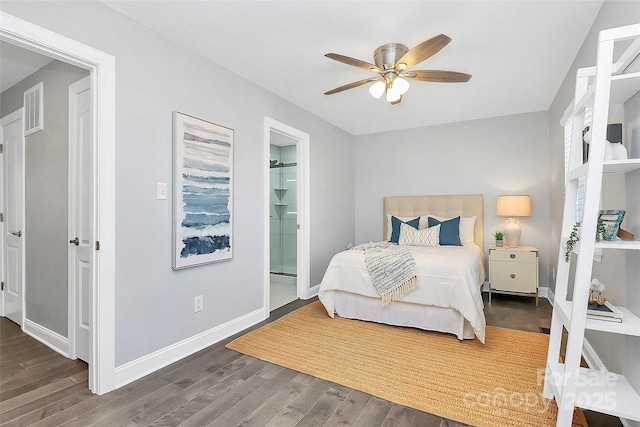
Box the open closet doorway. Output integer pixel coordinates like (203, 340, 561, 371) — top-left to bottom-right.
(264, 118, 310, 315)
(1, 11, 116, 394)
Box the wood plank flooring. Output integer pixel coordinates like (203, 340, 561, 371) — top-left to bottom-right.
(0, 294, 622, 426)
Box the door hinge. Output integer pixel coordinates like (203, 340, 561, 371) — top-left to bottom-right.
(95, 241, 100, 251)
(0, 213, 3, 222)
(0, 144, 3, 153)
(1, 282, 4, 291)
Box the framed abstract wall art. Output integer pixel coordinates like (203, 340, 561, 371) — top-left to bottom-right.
(172, 112, 233, 269)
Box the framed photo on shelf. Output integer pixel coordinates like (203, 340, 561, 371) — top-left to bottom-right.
(172, 112, 234, 269)
(598, 209, 625, 241)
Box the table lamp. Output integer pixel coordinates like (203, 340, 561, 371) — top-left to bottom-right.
(496, 195, 531, 248)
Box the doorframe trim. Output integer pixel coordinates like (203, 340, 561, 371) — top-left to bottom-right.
(263, 117, 310, 316)
(0, 12, 116, 394)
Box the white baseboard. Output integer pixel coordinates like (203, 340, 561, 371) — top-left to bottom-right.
(114, 308, 264, 389)
(482, 283, 551, 301)
(538, 286, 550, 300)
(546, 287, 555, 303)
(23, 318, 69, 357)
(305, 284, 319, 299)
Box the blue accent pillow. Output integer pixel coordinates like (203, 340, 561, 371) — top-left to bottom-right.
(428, 216, 462, 246)
(390, 216, 420, 244)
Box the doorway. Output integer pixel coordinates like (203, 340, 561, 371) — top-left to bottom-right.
(264, 118, 310, 316)
(1, 11, 116, 394)
(269, 137, 297, 310)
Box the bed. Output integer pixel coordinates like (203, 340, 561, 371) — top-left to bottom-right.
(318, 194, 487, 342)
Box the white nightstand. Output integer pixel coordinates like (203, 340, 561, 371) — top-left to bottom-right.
(488, 245, 539, 306)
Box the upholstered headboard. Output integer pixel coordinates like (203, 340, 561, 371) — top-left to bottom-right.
(383, 194, 484, 249)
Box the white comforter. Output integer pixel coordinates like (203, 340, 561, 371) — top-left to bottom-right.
(318, 243, 487, 343)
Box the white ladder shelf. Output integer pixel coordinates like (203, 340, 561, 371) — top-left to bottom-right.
(544, 23, 640, 426)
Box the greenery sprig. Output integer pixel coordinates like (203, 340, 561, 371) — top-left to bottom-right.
(565, 222, 581, 262)
(565, 218, 607, 262)
(494, 231, 504, 240)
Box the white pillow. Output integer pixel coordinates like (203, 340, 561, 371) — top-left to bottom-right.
(386, 215, 418, 241)
(425, 215, 477, 244)
(399, 223, 440, 247)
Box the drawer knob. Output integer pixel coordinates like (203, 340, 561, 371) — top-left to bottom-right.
(510, 273, 516, 279)
(510, 254, 516, 259)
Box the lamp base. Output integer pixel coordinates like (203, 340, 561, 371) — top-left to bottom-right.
(504, 218, 521, 248)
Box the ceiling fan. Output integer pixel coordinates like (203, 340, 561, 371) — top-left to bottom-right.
(324, 34, 471, 105)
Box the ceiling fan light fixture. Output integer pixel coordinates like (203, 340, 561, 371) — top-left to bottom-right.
(386, 86, 401, 103)
(393, 77, 410, 95)
(369, 80, 385, 99)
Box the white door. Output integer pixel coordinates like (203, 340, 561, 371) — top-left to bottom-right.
(69, 76, 92, 362)
(1, 109, 25, 326)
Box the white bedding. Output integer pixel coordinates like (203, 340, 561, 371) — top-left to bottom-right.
(318, 243, 487, 343)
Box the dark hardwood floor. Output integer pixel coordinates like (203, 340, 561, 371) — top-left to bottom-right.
(0, 294, 622, 426)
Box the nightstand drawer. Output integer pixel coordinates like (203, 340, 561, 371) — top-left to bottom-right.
(490, 261, 537, 293)
(490, 250, 537, 264)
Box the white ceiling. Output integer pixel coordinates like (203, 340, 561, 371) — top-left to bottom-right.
(103, 1, 603, 136)
(1, 2, 603, 136)
(0, 41, 54, 93)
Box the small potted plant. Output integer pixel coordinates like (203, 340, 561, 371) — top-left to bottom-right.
(494, 231, 504, 247)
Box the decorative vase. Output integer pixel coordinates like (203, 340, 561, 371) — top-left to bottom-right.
(504, 218, 521, 247)
(496, 240, 503, 247)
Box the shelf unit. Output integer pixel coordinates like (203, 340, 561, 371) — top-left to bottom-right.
(544, 24, 640, 426)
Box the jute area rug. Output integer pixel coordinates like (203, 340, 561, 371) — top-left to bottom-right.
(227, 301, 587, 427)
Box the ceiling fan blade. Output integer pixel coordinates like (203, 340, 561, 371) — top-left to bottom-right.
(324, 78, 379, 95)
(325, 53, 381, 73)
(404, 70, 471, 83)
(396, 34, 451, 69)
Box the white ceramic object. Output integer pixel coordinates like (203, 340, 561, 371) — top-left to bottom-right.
(610, 142, 628, 160)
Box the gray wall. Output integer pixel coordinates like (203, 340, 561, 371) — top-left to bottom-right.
(0, 60, 89, 336)
(0, 1, 355, 365)
(354, 111, 551, 288)
(547, 2, 640, 425)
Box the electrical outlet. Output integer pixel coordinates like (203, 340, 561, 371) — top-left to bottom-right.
(194, 295, 203, 312)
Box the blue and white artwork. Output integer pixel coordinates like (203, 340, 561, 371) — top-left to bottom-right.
(173, 112, 233, 269)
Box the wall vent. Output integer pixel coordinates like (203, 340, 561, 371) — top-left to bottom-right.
(24, 82, 44, 136)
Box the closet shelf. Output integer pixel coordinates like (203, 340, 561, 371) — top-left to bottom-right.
(574, 71, 640, 113)
(568, 159, 640, 181)
(555, 300, 640, 337)
(546, 361, 640, 421)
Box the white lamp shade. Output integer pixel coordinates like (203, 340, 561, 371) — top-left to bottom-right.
(369, 81, 385, 99)
(496, 195, 531, 217)
(393, 77, 410, 95)
(386, 87, 401, 103)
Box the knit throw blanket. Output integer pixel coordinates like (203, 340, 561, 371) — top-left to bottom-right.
(351, 242, 418, 305)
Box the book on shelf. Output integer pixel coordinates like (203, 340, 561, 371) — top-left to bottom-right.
(587, 314, 622, 323)
(587, 300, 623, 321)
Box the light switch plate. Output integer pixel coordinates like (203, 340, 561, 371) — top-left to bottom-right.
(157, 182, 167, 200)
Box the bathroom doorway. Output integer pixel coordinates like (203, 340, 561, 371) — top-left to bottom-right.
(269, 135, 297, 310)
(263, 117, 310, 316)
